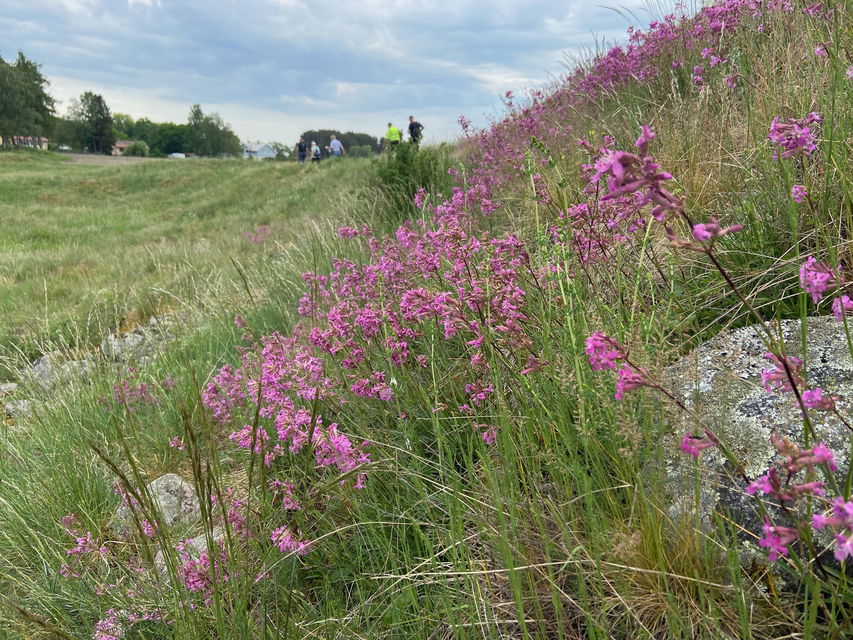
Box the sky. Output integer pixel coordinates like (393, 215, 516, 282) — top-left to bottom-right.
(1, 0, 680, 144)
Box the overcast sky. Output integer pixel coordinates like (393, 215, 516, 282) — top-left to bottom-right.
(2, 0, 680, 144)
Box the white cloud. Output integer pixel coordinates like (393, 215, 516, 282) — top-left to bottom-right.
(5, 0, 680, 142)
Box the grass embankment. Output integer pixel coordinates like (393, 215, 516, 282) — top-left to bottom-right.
(1, 2, 852, 639)
(0, 152, 372, 373)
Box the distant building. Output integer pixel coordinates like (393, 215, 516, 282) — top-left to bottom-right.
(113, 140, 148, 155)
(242, 142, 276, 160)
(0, 135, 48, 149)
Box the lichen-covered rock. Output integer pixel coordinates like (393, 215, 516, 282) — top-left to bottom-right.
(27, 353, 94, 390)
(114, 473, 200, 534)
(663, 316, 853, 541)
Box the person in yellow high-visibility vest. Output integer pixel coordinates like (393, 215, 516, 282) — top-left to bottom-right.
(385, 122, 402, 150)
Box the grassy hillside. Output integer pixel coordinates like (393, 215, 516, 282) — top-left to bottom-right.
(0, 152, 372, 372)
(0, 1, 851, 639)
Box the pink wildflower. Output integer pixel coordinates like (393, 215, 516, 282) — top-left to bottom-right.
(760, 352, 804, 393)
(832, 295, 853, 321)
(413, 187, 427, 209)
(745, 473, 774, 495)
(790, 184, 808, 203)
(481, 427, 498, 445)
(801, 388, 835, 411)
(679, 433, 717, 457)
(805, 441, 838, 471)
(93, 609, 122, 640)
(270, 526, 310, 555)
(614, 365, 652, 400)
(759, 518, 798, 562)
(768, 113, 821, 159)
(799, 256, 836, 302)
(691, 218, 743, 243)
(834, 532, 853, 561)
(585, 331, 623, 371)
(140, 520, 157, 538)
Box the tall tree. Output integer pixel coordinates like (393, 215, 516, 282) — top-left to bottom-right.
(112, 113, 135, 140)
(0, 51, 55, 146)
(69, 92, 115, 154)
(186, 104, 242, 157)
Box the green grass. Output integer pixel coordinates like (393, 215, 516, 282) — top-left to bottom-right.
(0, 151, 373, 372)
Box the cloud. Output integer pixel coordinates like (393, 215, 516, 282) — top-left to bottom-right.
(3, 0, 680, 142)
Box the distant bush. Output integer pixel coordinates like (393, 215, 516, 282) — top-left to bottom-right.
(122, 141, 149, 157)
(349, 144, 373, 158)
(372, 142, 454, 223)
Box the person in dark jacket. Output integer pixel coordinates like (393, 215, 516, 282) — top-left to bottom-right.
(296, 137, 308, 163)
(408, 116, 424, 144)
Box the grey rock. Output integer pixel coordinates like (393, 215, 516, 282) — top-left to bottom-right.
(0, 382, 18, 396)
(101, 332, 150, 362)
(4, 399, 32, 420)
(114, 473, 200, 534)
(153, 527, 224, 577)
(663, 316, 853, 558)
(28, 353, 94, 390)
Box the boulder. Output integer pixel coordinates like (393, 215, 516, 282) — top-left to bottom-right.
(101, 332, 148, 362)
(28, 353, 94, 390)
(0, 382, 18, 396)
(4, 399, 32, 421)
(114, 473, 200, 534)
(663, 316, 853, 554)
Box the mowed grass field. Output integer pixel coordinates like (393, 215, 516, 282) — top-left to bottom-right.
(0, 150, 370, 369)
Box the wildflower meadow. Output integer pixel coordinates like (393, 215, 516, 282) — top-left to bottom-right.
(0, 0, 852, 638)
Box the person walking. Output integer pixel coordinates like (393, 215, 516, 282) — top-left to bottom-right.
(329, 135, 345, 157)
(310, 141, 321, 163)
(385, 122, 402, 149)
(296, 137, 308, 163)
(408, 116, 424, 144)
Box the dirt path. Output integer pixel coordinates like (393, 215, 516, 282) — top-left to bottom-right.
(63, 152, 160, 166)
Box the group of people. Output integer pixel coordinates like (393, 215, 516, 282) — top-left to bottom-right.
(295, 135, 345, 164)
(384, 116, 424, 149)
(294, 116, 425, 164)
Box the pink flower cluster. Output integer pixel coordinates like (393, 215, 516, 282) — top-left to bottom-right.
(797, 256, 853, 324)
(59, 515, 108, 579)
(742, 436, 842, 563)
(746, 435, 836, 502)
(92, 609, 121, 640)
(813, 498, 853, 562)
(791, 184, 808, 203)
(270, 526, 310, 555)
(768, 112, 822, 160)
(176, 538, 230, 606)
(586, 332, 656, 401)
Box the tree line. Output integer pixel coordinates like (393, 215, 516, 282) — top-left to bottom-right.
(2, 50, 384, 159)
(1, 50, 242, 157)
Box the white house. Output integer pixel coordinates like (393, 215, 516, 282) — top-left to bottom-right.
(242, 142, 276, 160)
